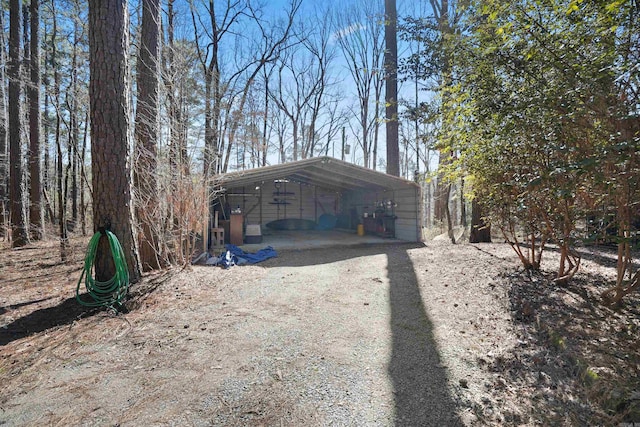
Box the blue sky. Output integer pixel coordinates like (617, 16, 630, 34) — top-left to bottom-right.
(162, 0, 437, 174)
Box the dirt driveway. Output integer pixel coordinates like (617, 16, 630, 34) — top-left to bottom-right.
(2, 238, 637, 425)
(0, 240, 497, 426)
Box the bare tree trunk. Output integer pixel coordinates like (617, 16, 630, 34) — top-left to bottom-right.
(165, 0, 177, 174)
(469, 198, 491, 243)
(445, 184, 455, 244)
(135, 0, 161, 272)
(432, 0, 453, 224)
(89, 0, 140, 282)
(42, 42, 52, 224)
(602, 176, 638, 306)
(9, 0, 28, 247)
(69, 15, 81, 229)
(460, 178, 466, 227)
(80, 111, 88, 236)
(385, 0, 399, 176)
(373, 77, 383, 170)
(262, 69, 270, 167)
(50, 5, 68, 259)
(0, 8, 9, 238)
(27, 0, 42, 240)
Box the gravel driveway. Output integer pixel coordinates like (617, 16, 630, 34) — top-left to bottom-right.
(2, 241, 520, 426)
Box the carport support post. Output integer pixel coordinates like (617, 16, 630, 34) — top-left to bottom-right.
(416, 186, 421, 242)
(259, 184, 263, 226)
(203, 183, 209, 253)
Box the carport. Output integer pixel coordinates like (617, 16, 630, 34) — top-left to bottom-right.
(210, 157, 422, 250)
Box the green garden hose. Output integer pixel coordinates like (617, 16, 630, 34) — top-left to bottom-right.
(76, 230, 130, 309)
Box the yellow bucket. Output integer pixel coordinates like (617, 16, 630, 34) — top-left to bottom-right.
(357, 224, 365, 236)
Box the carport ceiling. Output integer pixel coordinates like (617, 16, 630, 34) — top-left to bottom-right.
(215, 157, 419, 193)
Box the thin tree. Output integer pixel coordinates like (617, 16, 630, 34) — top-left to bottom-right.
(191, 0, 300, 174)
(9, 0, 28, 247)
(50, 1, 68, 259)
(28, 0, 42, 240)
(89, 0, 140, 281)
(220, 1, 299, 172)
(190, 0, 247, 178)
(384, 0, 399, 176)
(333, 0, 384, 169)
(269, 45, 314, 162)
(41, 2, 53, 225)
(65, 0, 86, 231)
(135, 0, 161, 271)
(0, 5, 8, 238)
(430, 0, 457, 230)
(268, 12, 334, 163)
(164, 0, 189, 178)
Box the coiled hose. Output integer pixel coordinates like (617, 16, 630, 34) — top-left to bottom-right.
(76, 230, 130, 309)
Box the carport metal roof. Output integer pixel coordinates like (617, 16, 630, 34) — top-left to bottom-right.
(214, 157, 420, 192)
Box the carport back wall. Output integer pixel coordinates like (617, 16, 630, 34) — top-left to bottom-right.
(213, 157, 422, 243)
(224, 181, 340, 228)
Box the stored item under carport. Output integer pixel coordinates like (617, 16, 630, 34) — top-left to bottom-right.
(245, 224, 262, 244)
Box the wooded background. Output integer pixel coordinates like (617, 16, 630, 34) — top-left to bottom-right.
(1, 0, 638, 303)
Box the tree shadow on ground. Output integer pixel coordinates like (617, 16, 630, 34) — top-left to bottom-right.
(259, 243, 463, 424)
(0, 271, 173, 347)
(496, 268, 640, 424)
(0, 297, 55, 316)
(260, 242, 425, 267)
(385, 245, 463, 425)
(0, 296, 98, 346)
(519, 241, 637, 270)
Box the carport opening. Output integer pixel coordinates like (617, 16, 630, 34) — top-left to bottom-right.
(209, 180, 400, 251)
(208, 157, 421, 252)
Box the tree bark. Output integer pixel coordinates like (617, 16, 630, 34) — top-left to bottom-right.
(89, 0, 139, 282)
(48, 4, 69, 259)
(384, 0, 399, 176)
(28, 0, 42, 240)
(135, 0, 161, 271)
(0, 7, 8, 238)
(80, 111, 88, 236)
(69, 11, 82, 229)
(432, 0, 452, 223)
(9, 0, 28, 247)
(445, 183, 455, 244)
(469, 198, 491, 243)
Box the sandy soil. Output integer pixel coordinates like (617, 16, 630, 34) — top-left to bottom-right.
(1, 236, 639, 426)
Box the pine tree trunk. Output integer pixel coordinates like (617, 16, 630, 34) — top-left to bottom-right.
(51, 7, 68, 260)
(43, 87, 52, 224)
(135, 0, 161, 271)
(262, 70, 269, 167)
(9, 0, 28, 248)
(80, 111, 88, 236)
(89, 0, 139, 282)
(0, 8, 8, 239)
(28, 0, 42, 240)
(384, 0, 399, 176)
(70, 19, 80, 227)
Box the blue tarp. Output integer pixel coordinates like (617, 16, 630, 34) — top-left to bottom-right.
(204, 245, 277, 268)
(223, 244, 277, 266)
